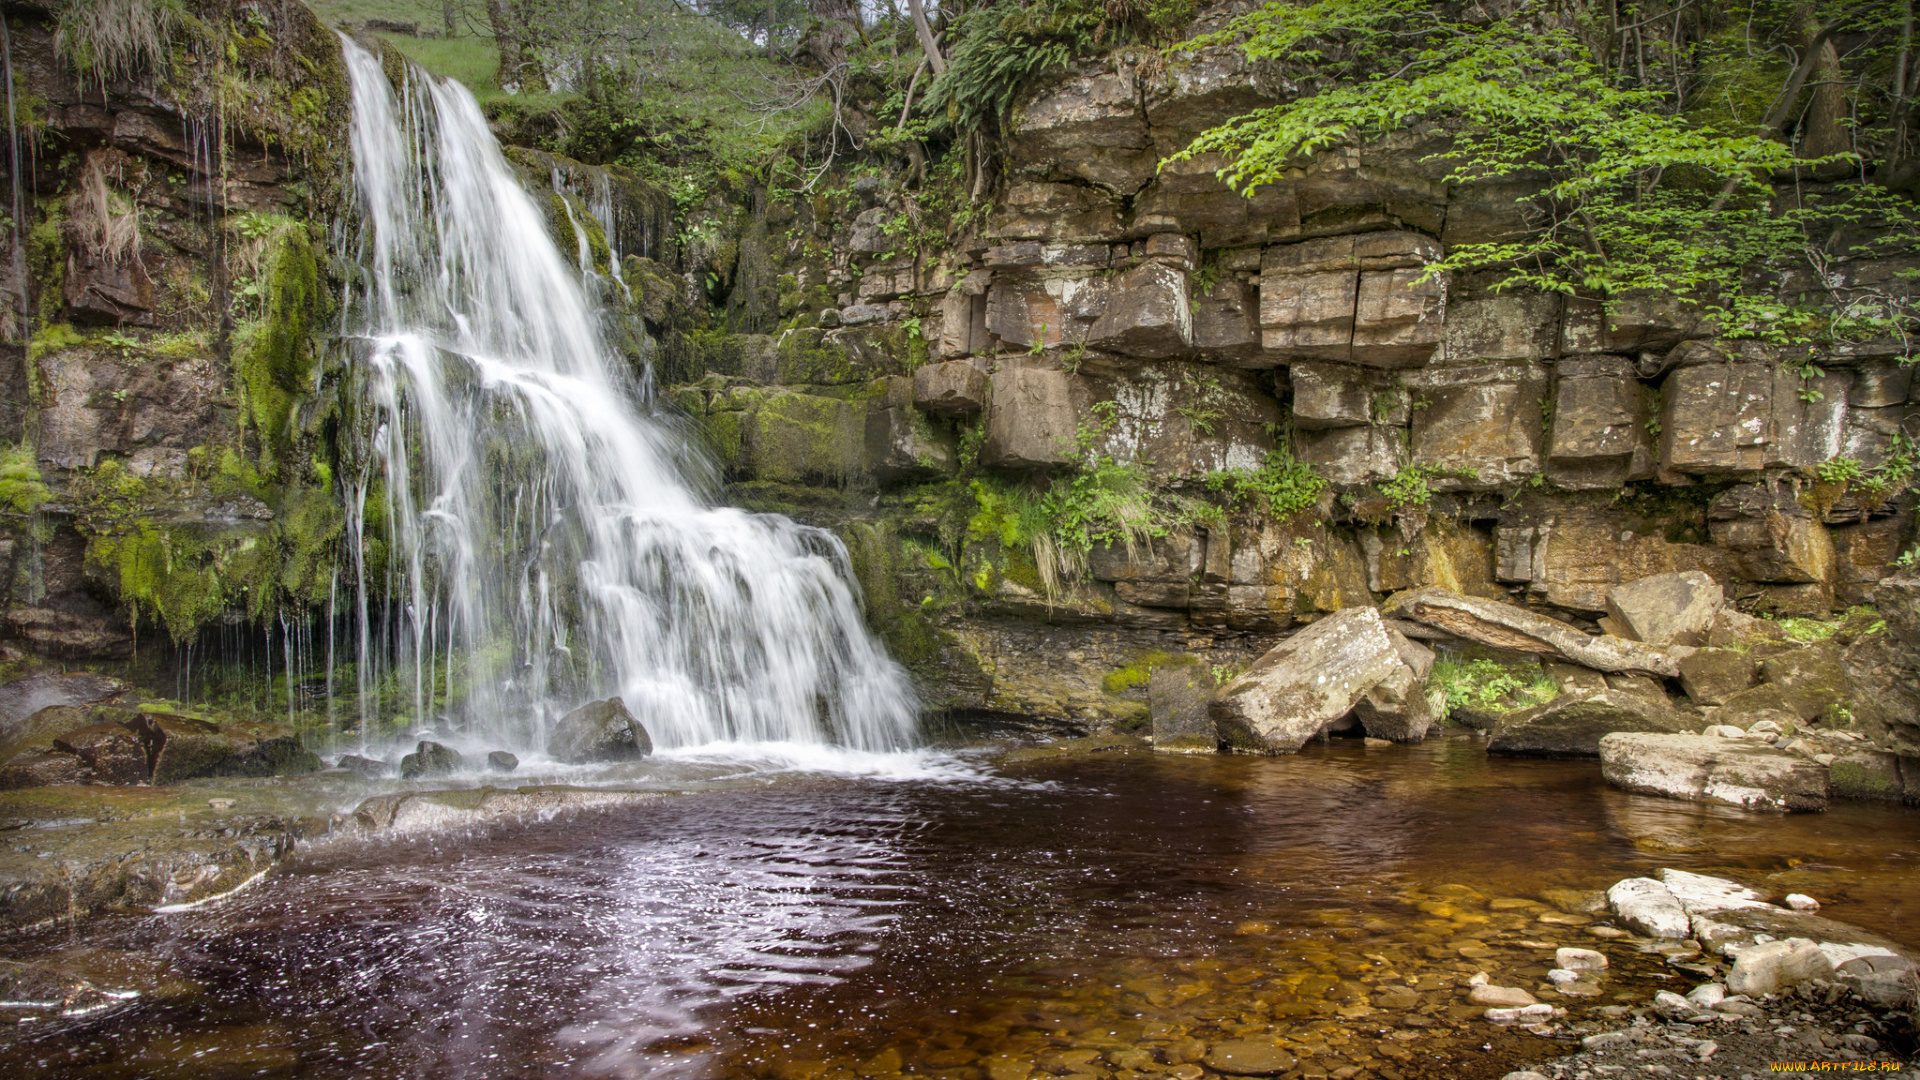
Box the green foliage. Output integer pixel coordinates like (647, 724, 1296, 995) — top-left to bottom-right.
(1204, 443, 1326, 520)
(923, 0, 1194, 136)
(1376, 464, 1439, 511)
(1429, 656, 1558, 724)
(1814, 457, 1863, 486)
(1178, 0, 1920, 344)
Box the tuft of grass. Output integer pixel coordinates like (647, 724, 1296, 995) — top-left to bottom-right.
(54, 0, 183, 89)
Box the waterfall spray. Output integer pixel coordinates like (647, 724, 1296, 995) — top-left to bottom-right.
(337, 38, 918, 755)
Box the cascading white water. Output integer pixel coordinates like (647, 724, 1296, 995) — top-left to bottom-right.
(336, 38, 918, 755)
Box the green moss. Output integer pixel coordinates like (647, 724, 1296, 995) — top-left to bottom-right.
(87, 519, 276, 644)
(234, 228, 323, 469)
(1102, 650, 1179, 694)
(0, 445, 50, 514)
(28, 322, 84, 361)
(739, 390, 863, 486)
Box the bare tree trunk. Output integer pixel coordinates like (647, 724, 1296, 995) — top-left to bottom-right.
(909, 0, 945, 75)
(802, 0, 860, 70)
(442, 0, 457, 37)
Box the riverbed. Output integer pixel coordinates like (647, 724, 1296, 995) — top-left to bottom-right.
(2, 737, 1915, 1079)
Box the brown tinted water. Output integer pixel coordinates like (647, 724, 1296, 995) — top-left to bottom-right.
(2, 738, 1916, 1080)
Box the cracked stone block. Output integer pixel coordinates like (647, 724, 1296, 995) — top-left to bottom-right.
(1408, 364, 1546, 488)
(1007, 62, 1156, 193)
(1297, 424, 1407, 484)
(1191, 277, 1263, 363)
(1290, 361, 1376, 429)
(988, 181, 1125, 241)
(1659, 363, 1773, 475)
(1259, 270, 1356, 361)
(982, 367, 1079, 470)
(913, 360, 989, 417)
(985, 274, 1110, 350)
(1087, 261, 1192, 358)
(1351, 267, 1446, 368)
(1851, 360, 1914, 407)
(1708, 482, 1835, 584)
(1442, 293, 1562, 363)
(1547, 356, 1647, 490)
(1767, 366, 1850, 470)
(1563, 293, 1713, 354)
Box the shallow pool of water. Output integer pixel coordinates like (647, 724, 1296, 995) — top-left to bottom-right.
(2, 738, 1915, 1079)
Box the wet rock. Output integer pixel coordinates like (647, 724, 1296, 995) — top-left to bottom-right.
(1489, 689, 1688, 757)
(52, 722, 148, 785)
(1785, 893, 1821, 912)
(1386, 588, 1684, 677)
(912, 359, 988, 416)
(1556, 947, 1608, 971)
(1148, 663, 1217, 754)
(865, 400, 955, 484)
(1826, 748, 1906, 802)
(1708, 482, 1834, 586)
(1677, 648, 1756, 706)
(0, 749, 90, 788)
(1470, 984, 1537, 1007)
(124, 712, 233, 785)
(1608, 877, 1692, 939)
(0, 673, 125, 740)
(486, 750, 519, 773)
(1726, 940, 1836, 997)
(399, 740, 463, 779)
(1604, 571, 1723, 646)
(1599, 733, 1829, 811)
(1203, 1041, 1297, 1076)
(335, 754, 388, 779)
(546, 697, 653, 763)
(0, 704, 90, 766)
(1211, 606, 1404, 754)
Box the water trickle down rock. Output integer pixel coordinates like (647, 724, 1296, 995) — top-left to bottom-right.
(337, 39, 919, 754)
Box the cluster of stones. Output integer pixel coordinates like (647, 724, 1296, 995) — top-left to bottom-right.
(0, 673, 318, 790)
(1146, 568, 1920, 813)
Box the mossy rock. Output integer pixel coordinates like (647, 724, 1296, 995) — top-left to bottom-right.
(1001, 734, 1150, 763)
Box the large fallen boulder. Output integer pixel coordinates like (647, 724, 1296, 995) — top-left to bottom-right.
(1352, 626, 1435, 742)
(1385, 587, 1685, 677)
(547, 697, 654, 763)
(1212, 606, 1404, 753)
(1599, 732, 1829, 811)
(1487, 689, 1689, 756)
(1725, 940, 1835, 997)
(1603, 571, 1723, 646)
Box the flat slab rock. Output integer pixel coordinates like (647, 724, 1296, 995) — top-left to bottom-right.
(1599, 732, 1830, 811)
(1488, 689, 1689, 757)
(1386, 587, 1685, 677)
(1606, 869, 1912, 972)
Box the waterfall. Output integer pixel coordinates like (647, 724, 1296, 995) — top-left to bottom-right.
(336, 38, 919, 756)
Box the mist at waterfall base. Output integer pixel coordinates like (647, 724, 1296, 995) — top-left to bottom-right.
(145, 41, 928, 779)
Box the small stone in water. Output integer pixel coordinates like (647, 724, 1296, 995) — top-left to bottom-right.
(1556, 947, 1608, 971)
(207, 798, 234, 810)
(1686, 983, 1726, 1008)
(1469, 984, 1537, 1007)
(1784, 893, 1820, 912)
(486, 751, 519, 773)
(1547, 969, 1579, 984)
(1203, 1040, 1297, 1076)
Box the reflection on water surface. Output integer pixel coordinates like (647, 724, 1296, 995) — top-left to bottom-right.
(2, 739, 1914, 1079)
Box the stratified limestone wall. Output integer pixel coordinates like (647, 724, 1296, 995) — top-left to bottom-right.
(659, 43, 1918, 732)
